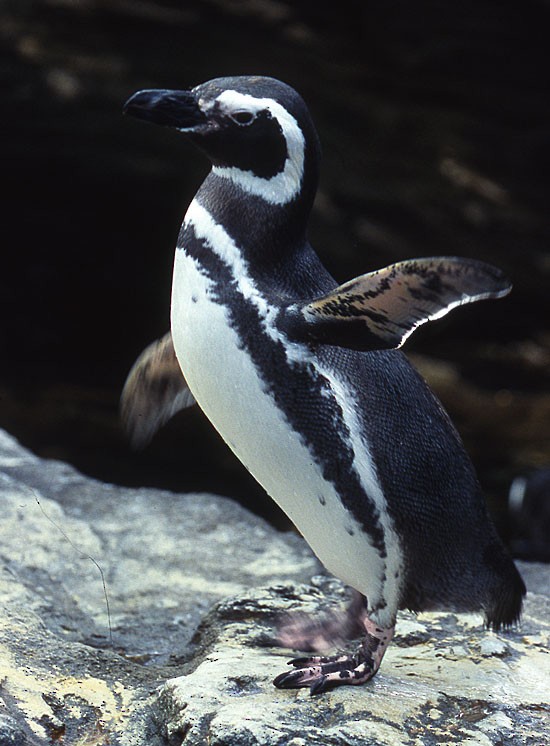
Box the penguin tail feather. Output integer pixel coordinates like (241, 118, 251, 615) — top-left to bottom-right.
(484, 561, 526, 631)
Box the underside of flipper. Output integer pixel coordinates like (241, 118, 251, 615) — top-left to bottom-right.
(120, 331, 195, 449)
(279, 257, 511, 351)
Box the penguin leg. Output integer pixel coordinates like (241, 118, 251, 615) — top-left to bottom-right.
(273, 615, 394, 695)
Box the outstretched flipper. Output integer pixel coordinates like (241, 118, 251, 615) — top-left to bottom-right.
(280, 257, 511, 351)
(120, 332, 195, 449)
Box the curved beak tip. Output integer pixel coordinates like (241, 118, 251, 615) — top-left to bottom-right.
(122, 89, 206, 130)
(123, 90, 162, 118)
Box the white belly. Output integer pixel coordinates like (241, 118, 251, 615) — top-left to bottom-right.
(171, 248, 401, 620)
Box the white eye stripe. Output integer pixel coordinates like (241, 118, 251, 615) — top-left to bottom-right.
(211, 90, 305, 205)
(214, 90, 270, 115)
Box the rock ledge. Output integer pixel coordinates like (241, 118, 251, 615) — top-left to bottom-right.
(0, 429, 548, 745)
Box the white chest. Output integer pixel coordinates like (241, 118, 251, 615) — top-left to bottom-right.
(169, 204, 403, 625)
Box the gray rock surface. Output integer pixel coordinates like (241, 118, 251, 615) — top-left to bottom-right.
(0, 429, 548, 745)
(0, 429, 318, 744)
(157, 584, 549, 746)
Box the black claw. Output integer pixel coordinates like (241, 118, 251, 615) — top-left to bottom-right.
(309, 675, 329, 695)
(273, 670, 304, 689)
(273, 671, 290, 688)
(288, 657, 311, 666)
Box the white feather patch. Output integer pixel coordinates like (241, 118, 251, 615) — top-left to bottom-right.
(209, 90, 305, 205)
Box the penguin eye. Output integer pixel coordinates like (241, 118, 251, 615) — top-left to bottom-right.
(230, 110, 256, 126)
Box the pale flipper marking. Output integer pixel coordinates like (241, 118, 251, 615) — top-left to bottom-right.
(281, 257, 512, 351)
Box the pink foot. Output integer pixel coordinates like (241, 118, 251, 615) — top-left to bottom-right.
(274, 616, 394, 695)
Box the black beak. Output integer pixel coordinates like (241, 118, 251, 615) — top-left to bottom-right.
(123, 89, 207, 129)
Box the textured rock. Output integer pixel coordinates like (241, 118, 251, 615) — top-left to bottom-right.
(0, 429, 319, 744)
(1, 428, 549, 745)
(156, 580, 550, 746)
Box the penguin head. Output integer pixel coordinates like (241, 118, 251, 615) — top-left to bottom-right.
(124, 76, 320, 206)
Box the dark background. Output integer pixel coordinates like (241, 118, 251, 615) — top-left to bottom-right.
(2, 0, 549, 555)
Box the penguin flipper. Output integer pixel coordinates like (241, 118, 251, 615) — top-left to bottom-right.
(277, 590, 366, 652)
(281, 257, 511, 351)
(120, 331, 195, 449)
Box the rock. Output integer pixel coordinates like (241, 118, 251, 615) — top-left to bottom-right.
(0, 711, 29, 746)
(478, 636, 508, 657)
(156, 579, 550, 746)
(508, 468, 550, 562)
(1, 428, 549, 745)
(0, 429, 319, 744)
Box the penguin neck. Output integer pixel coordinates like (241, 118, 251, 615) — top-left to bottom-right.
(190, 158, 318, 271)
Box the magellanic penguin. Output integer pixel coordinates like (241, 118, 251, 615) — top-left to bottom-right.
(121, 76, 525, 694)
